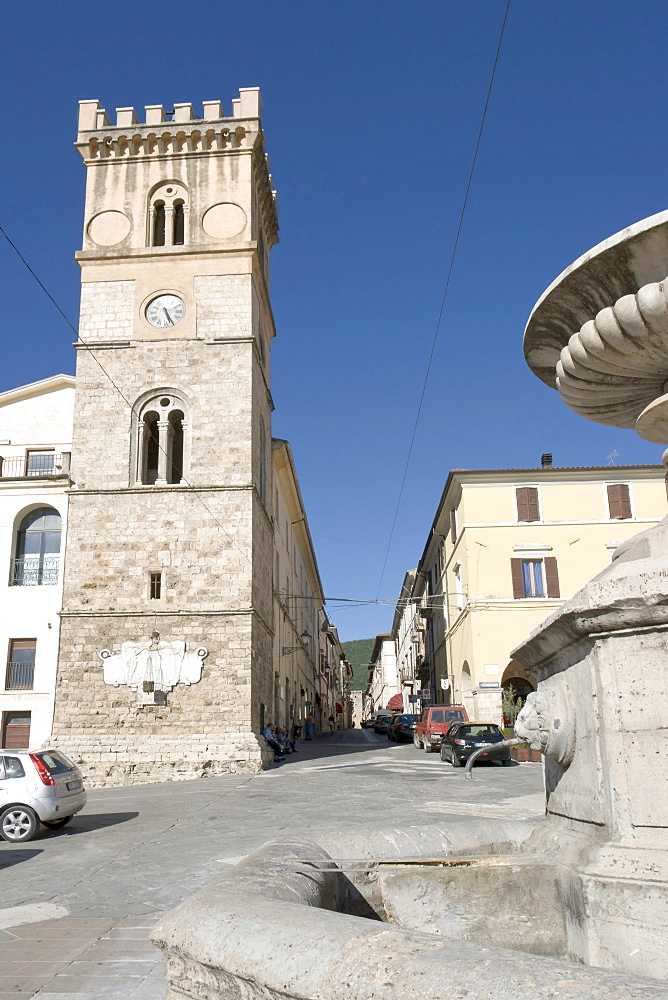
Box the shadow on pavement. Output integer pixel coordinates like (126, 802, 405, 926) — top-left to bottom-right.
(0, 848, 43, 867)
(54, 810, 140, 836)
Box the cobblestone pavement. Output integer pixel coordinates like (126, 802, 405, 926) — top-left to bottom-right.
(0, 729, 544, 998)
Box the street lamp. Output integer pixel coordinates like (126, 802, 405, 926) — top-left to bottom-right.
(282, 630, 311, 655)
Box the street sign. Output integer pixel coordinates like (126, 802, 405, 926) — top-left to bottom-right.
(478, 681, 500, 689)
(417, 689, 431, 698)
(408, 694, 419, 703)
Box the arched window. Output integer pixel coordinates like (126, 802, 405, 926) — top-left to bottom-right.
(13, 507, 61, 586)
(148, 182, 188, 248)
(133, 391, 190, 486)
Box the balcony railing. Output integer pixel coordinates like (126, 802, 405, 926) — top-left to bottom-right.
(0, 453, 70, 479)
(5, 660, 35, 690)
(12, 555, 60, 586)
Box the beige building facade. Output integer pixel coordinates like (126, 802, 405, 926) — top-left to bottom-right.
(398, 463, 665, 724)
(48, 89, 343, 784)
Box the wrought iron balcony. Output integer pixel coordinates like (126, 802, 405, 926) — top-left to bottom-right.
(12, 555, 60, 586)
(5, 660, 34, 690)
(0, 452, 70, 479)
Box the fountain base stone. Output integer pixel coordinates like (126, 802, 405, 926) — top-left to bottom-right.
(151, 836, 668, 999)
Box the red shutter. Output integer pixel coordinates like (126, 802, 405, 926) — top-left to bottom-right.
(449, 510, 457, 543)
(511, 559, 525, 599)
(608, 483, 631, 519)
(544, 557, 560, 598)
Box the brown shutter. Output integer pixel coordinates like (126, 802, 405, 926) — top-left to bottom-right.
(511, 559, 525, 599)
(449, 510, 457, 543)
(527, 487, 540, 522)
(516, 487, 539, 522)
(544, 557, 560, 598)
(2, 712, 31, 750)
(608, 483, 631, 519)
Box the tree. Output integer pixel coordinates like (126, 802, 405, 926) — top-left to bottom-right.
(502, 684, 523, 727)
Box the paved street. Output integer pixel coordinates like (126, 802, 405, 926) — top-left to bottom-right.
(0, 729, 544, 999)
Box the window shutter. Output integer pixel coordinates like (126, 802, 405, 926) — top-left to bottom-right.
(449, 510, 457, 543)
(608, 483, 631, 519)
(516, 487, 539, 522)
(511, 559, 525, 599)
(544, 557, 560, 598)
(527, 487, 540, 522)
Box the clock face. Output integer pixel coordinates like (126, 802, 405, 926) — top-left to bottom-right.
(145, 294, 186, 329)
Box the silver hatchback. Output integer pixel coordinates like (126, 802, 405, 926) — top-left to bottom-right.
(0, 748, 87, 843)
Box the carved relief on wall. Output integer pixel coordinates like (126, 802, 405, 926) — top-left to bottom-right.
(515, 687, 575, 768)
(99, 630, 207, 705)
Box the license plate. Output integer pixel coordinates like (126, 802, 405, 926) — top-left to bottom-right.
(67, 779, 81, 791)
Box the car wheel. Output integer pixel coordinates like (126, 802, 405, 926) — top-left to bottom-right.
(440, 746, 448, 761)
(42, 815, 74, 830)
(502, 758, 512, 766)
(424, 740, 432, 753)
(413, 735, 421, 749)
(451, 750, 461, 768)
(0, 805, 39, 843)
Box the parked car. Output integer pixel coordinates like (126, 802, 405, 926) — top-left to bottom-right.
(414, 706, 469, 752)
(387, 713, 419, 742)
(361, 718, 376, 729)
(440, 723, 512, 767)
(0, 748, 87, 843)
(373, 713, 393, 734)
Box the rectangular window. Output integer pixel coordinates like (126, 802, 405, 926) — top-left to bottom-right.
(449, 509, 457, 543)
(26, 451, 55, 476)
(607, 483, 632, 519)
(1, 711, 31, 750)
(5, 640, 36, 690)
(511, 557, 560, 599)
(149, 572, 162, 599)
(516, 486, 540, 522)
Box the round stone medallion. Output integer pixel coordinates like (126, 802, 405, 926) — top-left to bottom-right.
(202, 202, 247, 240)
(88, 210, 131, 247)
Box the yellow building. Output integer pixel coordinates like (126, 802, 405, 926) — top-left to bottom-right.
(414, 461, 665, 723)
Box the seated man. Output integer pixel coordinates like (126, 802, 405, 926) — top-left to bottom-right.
(276, 727, 296, 752)
(261, 723, 285, 761)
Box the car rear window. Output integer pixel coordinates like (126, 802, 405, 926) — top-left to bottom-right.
(34, 751, 75, 774)
(459, 725, 503, 738)
(446, 710, 466, 722)
(430, 710, 445, 723)
(400, 714, 418, 722)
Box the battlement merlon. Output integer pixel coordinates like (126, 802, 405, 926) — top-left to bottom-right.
(77, 87, 261, 134)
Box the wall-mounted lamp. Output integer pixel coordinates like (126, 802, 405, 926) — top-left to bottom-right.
(282, 630, 311, 655)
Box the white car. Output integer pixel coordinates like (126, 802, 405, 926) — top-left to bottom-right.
(0, 748, 87, 843)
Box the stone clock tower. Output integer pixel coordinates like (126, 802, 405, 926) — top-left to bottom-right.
(52, 90, 279, 784)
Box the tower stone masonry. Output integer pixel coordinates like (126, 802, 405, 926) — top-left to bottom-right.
(52, 90, 279, 785)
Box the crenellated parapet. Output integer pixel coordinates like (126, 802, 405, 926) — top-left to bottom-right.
(75, 88, 278, 252)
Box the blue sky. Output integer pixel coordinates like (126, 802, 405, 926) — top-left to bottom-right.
(0, 1, 665, 640)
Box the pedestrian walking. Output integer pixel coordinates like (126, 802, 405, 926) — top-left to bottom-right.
(304, 715, 314, 740)
(327, 714, 335, 733)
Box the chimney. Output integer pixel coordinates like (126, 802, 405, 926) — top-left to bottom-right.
(541, 452, 553, 469)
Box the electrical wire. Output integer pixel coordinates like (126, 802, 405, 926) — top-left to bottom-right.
(375, 0, 511, 599)
(0, 224, 253, 568)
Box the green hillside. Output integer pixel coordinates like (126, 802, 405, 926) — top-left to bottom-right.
(343, 637, 375, 690)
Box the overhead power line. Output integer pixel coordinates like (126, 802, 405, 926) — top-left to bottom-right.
(375, 0, 511, 599)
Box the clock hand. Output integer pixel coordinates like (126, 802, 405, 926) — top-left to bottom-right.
(162, 307, 174, 326)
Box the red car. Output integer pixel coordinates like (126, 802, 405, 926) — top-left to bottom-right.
(414, 706, 469, 753)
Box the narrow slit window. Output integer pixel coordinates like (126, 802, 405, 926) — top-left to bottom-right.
(150, 572, 162, 600)
(173, 201, 185, 245)
(153, 202, 165, 246)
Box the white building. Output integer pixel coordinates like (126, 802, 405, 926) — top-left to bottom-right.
(366, 633, 399, 713)
(0, 375, 74, 748)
